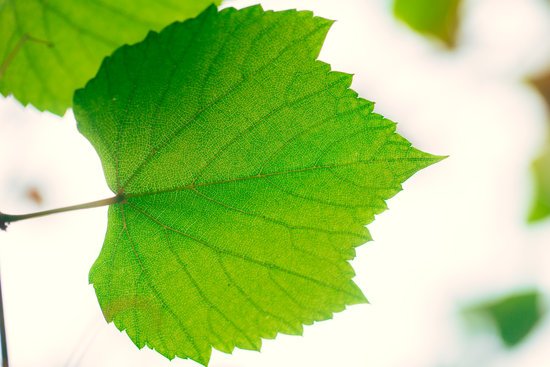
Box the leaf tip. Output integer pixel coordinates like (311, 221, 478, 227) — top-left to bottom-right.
(413, 152, 448, 171)
(203, 2, 220, 16)
(410, 152, 448, 177)
(431, 154, 449, 164)
(353, 285, 369, 305)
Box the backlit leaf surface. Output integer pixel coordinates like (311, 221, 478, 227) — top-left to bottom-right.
(0, 0, 218, 115)
(74, 5, 441, 365)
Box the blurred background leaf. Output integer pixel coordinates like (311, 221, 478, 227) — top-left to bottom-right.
(466, 290, 546, 348)
(530, 71, 550, 222)
(0, 0, 220, 115)
(393, 0, 462, 47)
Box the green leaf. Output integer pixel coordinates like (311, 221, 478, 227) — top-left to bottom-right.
(74, 5, 442, 365)
(393, 0, 462, 47)
(0, 0, 219, 115)
(529, 72, 550, 222)
(468, 290, 545, 347)
(530, 141, 550, 222)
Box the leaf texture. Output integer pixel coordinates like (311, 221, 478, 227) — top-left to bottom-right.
(0, 0, 219, 115)
(74, 5, 441, 365)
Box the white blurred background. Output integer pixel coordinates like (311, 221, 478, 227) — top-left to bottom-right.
(1, 0, 550, 366)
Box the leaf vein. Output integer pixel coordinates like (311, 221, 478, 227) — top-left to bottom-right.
(128, 202, 362, 301)
(162, 229, 257, 349)
(119, 204, 203, 361)
(121, 22, 329, 189)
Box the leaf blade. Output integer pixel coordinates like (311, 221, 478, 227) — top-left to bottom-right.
(0, 0, 219, 115)
(75, 5, 442, 365)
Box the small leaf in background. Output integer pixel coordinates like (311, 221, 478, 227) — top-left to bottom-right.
(529, 71, 550, 222)
(0, 0, 219, 115)
(393, 0, 462, 47)
(468, 290, 545, 348)
(74, 5, 442, 365)
(530, 141, 550, 222)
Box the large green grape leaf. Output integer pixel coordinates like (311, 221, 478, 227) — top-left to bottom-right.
(394, 0, 462, 47)
(0, 0, 219, 115)
(74, 5, 442, 365)
(529, 71, 550, 222)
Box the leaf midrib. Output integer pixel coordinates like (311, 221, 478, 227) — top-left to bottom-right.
(124, 155, 433, 198)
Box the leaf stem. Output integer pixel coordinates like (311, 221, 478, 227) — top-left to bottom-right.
(0, 195, 123, 231)
(0, 266, 8, 367)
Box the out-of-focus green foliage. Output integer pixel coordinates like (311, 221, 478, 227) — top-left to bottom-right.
(0, 0, 219, 115)
(529, 72, 550, 222)
(469, 290, 545, 347)
(393, 0, 461, 47)
(530, 142, 550, 222)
